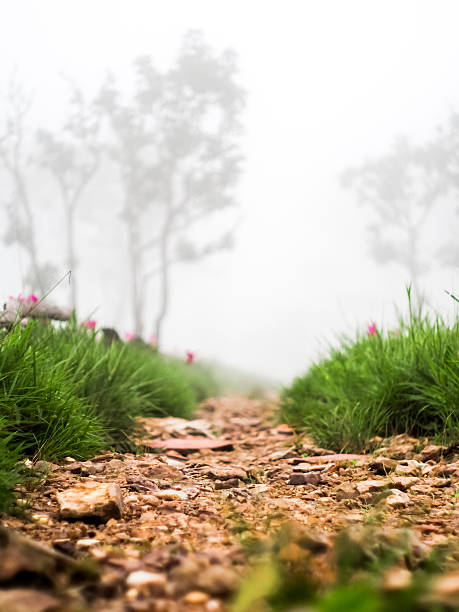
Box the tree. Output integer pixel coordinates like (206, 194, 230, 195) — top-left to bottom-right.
(98, 31, 245, 342)
(0, 77, 51, 293)
(36, 82, 101, 310)
(341, 135, 447, 299)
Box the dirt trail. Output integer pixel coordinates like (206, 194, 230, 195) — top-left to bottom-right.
(2, 396, 458, 611)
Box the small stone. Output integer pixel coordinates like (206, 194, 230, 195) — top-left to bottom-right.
(292, 462, 331, 472)
(154, 489, 188, 501)
(196, 565, 238, 596)
(384, 489, 411, 508)
(34, 460, 60, 472)
(383, 567, 411, 590)
(153, 600, 179, 612)
(0, 588, 60, 612)
(356, 479, 389, 495)
(143, 461, 184, 481)
(31, 513, 50, 525)
(56, 481, 124, 521)
(207, 466, 247, 481)
(126, 474, 158, 492)
(430, 478, 451, 488)
(368, 457, 398, 474)
(215, 478, 240, 489)
(288, 472, 321, 486)
(90, 547, 107, 560)
(125, 587, 139, 600)
(431, 570, 459, 607)
(301, 443, 335, 455)
(81, 461, 105, 475)
(63, 457, 76, 463)
(334, 482, 358, 500)
(420, 444, 448, 462)
(126, 570, 167, 594)
(52, 538, 76, 556)
(394, 460, 423, 476)
(390, 476, 419, 491)
(76, 538, 101, 549)
(183, 591, 210, 604)
(431, 462, 459, 478)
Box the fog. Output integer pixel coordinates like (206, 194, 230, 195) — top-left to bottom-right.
(2, 0, 459, 382)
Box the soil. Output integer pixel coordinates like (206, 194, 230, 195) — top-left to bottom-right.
(1, 396, 458, 611)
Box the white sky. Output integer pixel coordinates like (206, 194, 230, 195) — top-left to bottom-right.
(2, 0, 459, 382)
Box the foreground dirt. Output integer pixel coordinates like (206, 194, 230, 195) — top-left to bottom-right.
(1, 396, 458, 611)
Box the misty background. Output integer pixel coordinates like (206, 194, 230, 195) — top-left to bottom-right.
(1, 0, 459, 383)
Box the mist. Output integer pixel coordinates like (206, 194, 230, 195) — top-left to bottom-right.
(2, 0, 459, 383)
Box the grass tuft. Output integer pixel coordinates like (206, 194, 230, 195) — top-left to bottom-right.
(0, 318, 220, 512)
(281, 293, 459, 451)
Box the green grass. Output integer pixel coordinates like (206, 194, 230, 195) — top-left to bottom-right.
(0, 318, 219, 512)
(0, 427, 25, 513)
(281, 292, 459, 451)
(232, 524, 459, 612)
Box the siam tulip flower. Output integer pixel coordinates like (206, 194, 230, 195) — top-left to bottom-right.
(27, 294, 38, 303)
(185, 351, 195, 365)
(367, 323, 377, 336)
(84, 319, 96, 330)
(125, 332, 134, 341)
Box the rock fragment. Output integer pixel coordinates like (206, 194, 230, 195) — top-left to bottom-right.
(383, 567, 412, 591)
(419, 444, 448, 462)
(183, 591, 210, 604)
(56, 481, 124, 521)
(390, 476, 419, 491)
(334, 482, 358, 501)
(288, 472, 321, 486)
(356, 479, 389, 495)
(0, 589, 60, 612)
(430, 570, 459, 608)
(126, 570, 166, 595)
(154, 489, 188, 501)
(207, 466, 247, 480)
(394, 460, 423, 476)
(368, 457, 398, 474)
(383, 489, 411, 509)
(215, 478, 240, 489)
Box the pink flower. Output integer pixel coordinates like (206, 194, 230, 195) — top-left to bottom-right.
(9, 293, 25, 303)
(185, 351, 195, 365)
(125, 332, 134, 341)
(148, 334, 157, 347)
(84, 319, 96, 330)
(367, 323, 377, 336)
(27, 294, 38, 303)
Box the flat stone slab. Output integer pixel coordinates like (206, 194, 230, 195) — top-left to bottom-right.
(300, 453, 369, 464)
(140, 437, 234, 452)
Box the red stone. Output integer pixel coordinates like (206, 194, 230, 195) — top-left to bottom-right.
(139, 437, 234, 452)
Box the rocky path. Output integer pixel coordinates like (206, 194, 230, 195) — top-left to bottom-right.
(1, 396, 458, 611)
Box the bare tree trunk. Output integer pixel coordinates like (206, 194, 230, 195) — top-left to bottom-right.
(155, 223, 171, 348)
(66, 204, 77, 311)
(13, 168, 44, 294)
(127, 218, 143, 336)
(407, 226, 423, 307)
